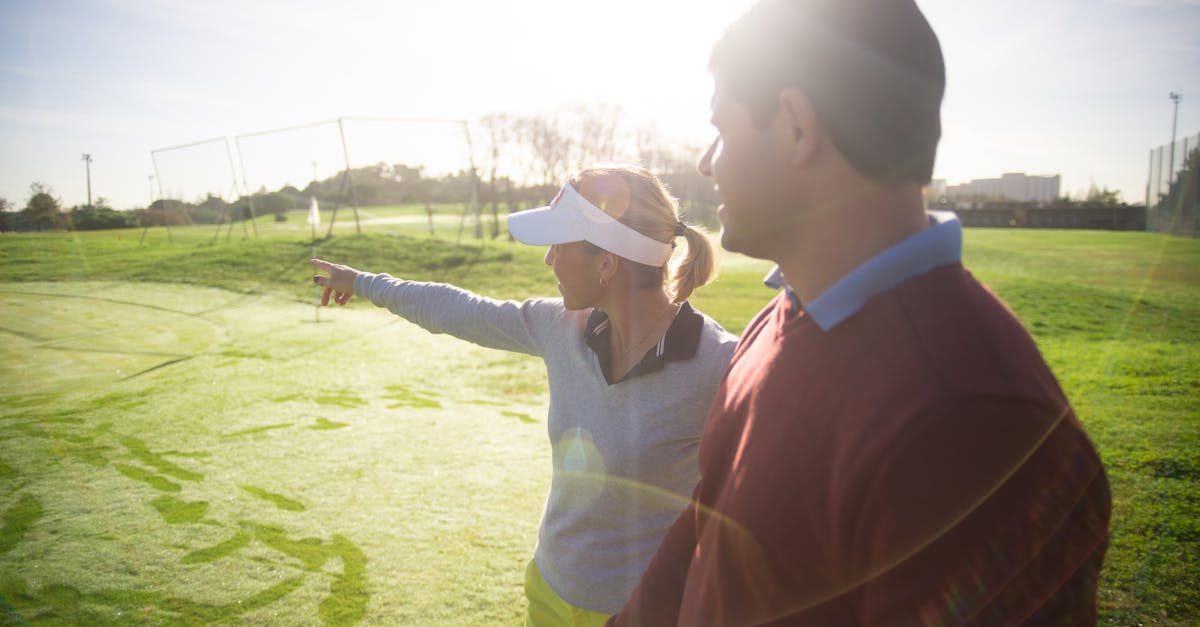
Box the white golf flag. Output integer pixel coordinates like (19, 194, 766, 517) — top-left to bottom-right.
(307, 196, 320, 227)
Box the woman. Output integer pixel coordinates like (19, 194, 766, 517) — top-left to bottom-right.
(311, 164, 737, 626)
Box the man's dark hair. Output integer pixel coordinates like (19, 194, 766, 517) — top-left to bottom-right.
(710, 0, 945, 184)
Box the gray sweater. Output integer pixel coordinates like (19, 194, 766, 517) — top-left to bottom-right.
(354, 273, 737, 613)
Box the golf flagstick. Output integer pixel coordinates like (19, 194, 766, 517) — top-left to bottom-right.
(308, 196, 320, 322)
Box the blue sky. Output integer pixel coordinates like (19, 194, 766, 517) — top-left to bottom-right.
(1, 0, 1198, 209)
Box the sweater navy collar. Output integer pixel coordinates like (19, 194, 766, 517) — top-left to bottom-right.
(584, 301, 704, 384)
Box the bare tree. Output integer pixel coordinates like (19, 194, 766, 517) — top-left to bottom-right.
(516, 113, 573, 188)
(478, 112, 520, 237)
(633, 129, 721, 226)
(636, 126, 678, 173)
(472, 104, 718, 224)
(496, 103, 636, 200)
(566, 102, 631, 170)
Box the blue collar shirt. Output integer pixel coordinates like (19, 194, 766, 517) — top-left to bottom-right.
(762, 211, 963, 331)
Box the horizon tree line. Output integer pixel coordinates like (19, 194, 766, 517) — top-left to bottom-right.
(0, 104, 720, 235)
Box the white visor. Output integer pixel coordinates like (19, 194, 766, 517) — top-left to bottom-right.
(506, 183, 674, 267)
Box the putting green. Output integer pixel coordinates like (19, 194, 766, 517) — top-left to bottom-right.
(0, 281, 552, 624)
(1, 282, 231, 389)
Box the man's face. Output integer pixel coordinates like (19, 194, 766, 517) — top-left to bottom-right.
(698, 85, 793, 260)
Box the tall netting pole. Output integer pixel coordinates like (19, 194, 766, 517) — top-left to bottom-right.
(333, 117, 361, 236)
(148, 151, 172, 244)
(337, 116, 478, 241)
(225, 136, 256, 239)
(233, 136, 259, 239)
(224, 116, 476, 240)
(151, 136, 247, 244)
(462, 120, 483, 243)
(235, 119, 340, 237)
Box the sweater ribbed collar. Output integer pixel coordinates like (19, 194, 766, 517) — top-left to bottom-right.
(584, 301, 704, 385)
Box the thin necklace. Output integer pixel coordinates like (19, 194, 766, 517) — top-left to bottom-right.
(615, 302, 679, 358)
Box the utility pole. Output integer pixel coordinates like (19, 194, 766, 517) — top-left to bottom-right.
(148, 175, 155, 206)
(1168, 92, 1181, 184)
(81, 153, 93, 209)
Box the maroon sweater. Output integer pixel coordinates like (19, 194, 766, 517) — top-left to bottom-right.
(610, 263, 1110, 626)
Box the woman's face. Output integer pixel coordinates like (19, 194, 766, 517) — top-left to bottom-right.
(545, 241, 605, 310)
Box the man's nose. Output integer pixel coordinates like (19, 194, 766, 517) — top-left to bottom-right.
(698, 137, 718, 177)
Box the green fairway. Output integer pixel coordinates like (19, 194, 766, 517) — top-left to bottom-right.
(0, 281, 550, 624)
(1, 222, 1197, 624)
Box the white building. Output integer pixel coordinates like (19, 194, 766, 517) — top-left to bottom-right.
(928, 179, 947, 198)
(943, 173, 1061, 202)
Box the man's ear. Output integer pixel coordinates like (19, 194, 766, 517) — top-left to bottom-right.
(777, 88, 821, 166)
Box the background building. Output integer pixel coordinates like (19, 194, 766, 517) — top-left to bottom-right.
(939, 172, 1062, 202)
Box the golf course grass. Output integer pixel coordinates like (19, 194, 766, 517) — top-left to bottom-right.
(1, 213, 1198, 624)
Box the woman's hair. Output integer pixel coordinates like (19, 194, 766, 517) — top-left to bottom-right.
(571, 164, 717, 304)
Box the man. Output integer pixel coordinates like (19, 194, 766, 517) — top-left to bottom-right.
(608, 0, 1111, 624)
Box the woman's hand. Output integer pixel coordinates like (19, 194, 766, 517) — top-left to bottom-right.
(310, 258, 360, 306)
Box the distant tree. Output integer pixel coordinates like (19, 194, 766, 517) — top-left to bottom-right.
(257, 191, 294, 218)
(22, 183, 65, 231)
(277, 185, 305, 208)
(635, 131, 720, 227)
(566, 102, 629, 170)
(69, 198, 136, 230)
(508, 104, 636, 189)
(391, 163, 424, 183)
(517, 113, 572, 188)
(479, 112, 520, 238)
(190, 194, 229, 224)
(142, 199, 195, 226)
(0, 196, 11, 232)
(1085, 183, 1122, 206)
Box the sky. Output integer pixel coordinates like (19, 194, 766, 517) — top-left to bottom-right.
(1, 0, 1198, 210)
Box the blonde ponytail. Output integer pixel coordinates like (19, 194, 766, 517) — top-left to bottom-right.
(668, 223, 717, 304)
